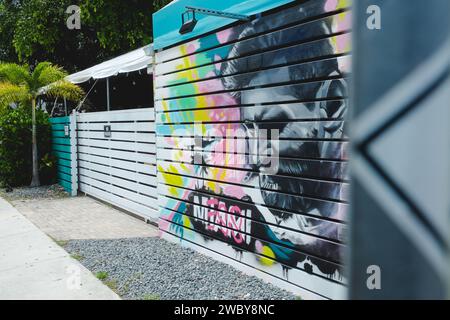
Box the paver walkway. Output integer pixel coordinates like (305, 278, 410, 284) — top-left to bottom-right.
(12, 195, 158, 241)
(0, 197, 120, 300)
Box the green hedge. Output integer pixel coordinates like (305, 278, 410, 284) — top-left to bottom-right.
(0, 106, 56, 187)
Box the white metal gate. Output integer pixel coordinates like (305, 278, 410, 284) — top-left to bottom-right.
(76, 108, 158, 222)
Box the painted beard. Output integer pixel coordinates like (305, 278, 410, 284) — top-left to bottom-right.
(259, 141, 341, 223)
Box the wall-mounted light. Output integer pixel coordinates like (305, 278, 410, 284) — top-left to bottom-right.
(179, 6, 251, 35)
(179, 9, 198, 34)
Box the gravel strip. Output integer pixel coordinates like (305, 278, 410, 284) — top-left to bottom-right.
(0, 184, 69, 201)
(65, 238, 298, 300)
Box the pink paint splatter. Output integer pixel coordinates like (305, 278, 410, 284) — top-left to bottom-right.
(336, 33, 351, 53)
(186, 43, 197, 55)
(337, 11, 352, 32)
(158, 213, 173, 231)
(325, 0, 338, 12)
(216, 29, 232, 44)
(223, 185, 246, 199)
(255, 240, 263, 252)
(214, 55, 223, 71)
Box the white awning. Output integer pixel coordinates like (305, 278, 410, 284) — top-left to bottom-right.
(66, 44, 154, 84)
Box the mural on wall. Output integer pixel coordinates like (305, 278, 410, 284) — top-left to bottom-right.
(155, 0, 351, 297)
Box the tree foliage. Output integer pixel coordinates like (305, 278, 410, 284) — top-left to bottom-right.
(0, 106, 54, 187)
(0, 62, 84, 103)
(0, 61, 83, 187)
(0, 0, 173, 72)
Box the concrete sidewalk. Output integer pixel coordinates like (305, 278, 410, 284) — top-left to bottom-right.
(0, 197, 120, 300)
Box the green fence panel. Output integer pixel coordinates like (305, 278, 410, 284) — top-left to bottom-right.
(52, 144, 71, 153)
(50, 123, 69, 131)
(50, 116, 73, 194)
(51, 137, 71, 146)
(50, 117, 70, 124)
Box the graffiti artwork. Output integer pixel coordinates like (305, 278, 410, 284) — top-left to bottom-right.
(155, 0, 351, 297)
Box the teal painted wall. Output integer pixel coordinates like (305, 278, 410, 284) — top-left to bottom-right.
(50, 117, 72, 193)
(153, 0, 294, 50)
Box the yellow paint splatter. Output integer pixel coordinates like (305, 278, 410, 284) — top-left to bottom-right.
(163, 166, 183, 196)
(259, 246, 276, 266)
(183, 216, 192, 228)
(337, 0, 351, 9)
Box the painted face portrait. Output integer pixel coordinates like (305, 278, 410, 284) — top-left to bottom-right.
(156, 0, 351, 294)
(220, 10, 349, 267)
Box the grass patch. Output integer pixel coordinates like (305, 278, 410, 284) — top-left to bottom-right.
(50, 237, 68, 247)
(143, 293, 161, 300)
(104, 279, 118, 292)
(94, 271, 118, 294)
(95, 271, 109, 280)
(70, 253, 84, 261)
(55, 240, 68, 247)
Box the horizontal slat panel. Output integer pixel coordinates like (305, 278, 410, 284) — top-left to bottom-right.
(52, 137, 71, 145)
(50, 117, 70, 124)
(57, 171, 71, 183)
(157, 149, 348, 181)
(80, 183, 158, 221)
(77, 108, 154, 122)
(154, 0, 351, 299)
(160, 218, 343, 285)
(158, 102, 347, 124)
(156, 79, 348, 112)
(161, 229, 345, 300)
(79, 174, 158, 207)
(156, 56, 350, 100)
(160, 206, 343, 263)
(77, 122, 155, 132)
(58, 179, 72, 193)
(78, 145, 156, 164)
(155, 0, 348, 64)
(79, 160, 157, 186)
(50, 123, 70, 131)
(159, 168, 347, 206)
(156, 119, 346, 138)
(155, 12, 350, 75)
(157, 137, 348, 160)
(55, 158, 71, 168)
(79, 167, 156, 196)
(57, 165, 72, 176)
(160, 195, 345, 243)
(158, 161, 349, 201)
(52, 150, 71, 161)
(52, 131, 70, 138)
(78, 138, 156, 154)
(77, 130, 156, 143)
(52, 144, 71, 153)
(78, 153, 156, 175)
(156, 34, 351, 88)
(158, 180, 347, 222)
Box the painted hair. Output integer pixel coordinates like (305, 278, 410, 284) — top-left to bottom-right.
(220, 2, 340, 107)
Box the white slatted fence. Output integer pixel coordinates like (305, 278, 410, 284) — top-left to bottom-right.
(76, 108, 158, 222)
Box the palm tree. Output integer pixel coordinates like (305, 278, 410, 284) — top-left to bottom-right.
(0, 62, 84, 187)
